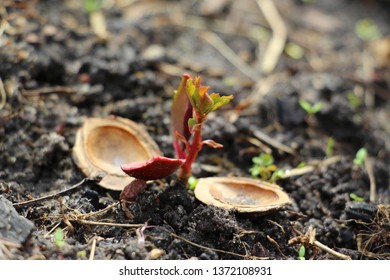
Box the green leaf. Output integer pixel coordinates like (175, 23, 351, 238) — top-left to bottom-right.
(299, 99, 312, 113)
(298, 245, 306, 260)
(186, 77, 214, 114)
(84, 0, 103, 13)
(54, 228, 66, 248)
(250, 166, 260, 177)
(355, 18, 381, 41)
(269, 168, 284, 182)
(350, 193, 365, 202)
(187, 117, 196, 132)
(188, 176, 199, 191)
(262, 154, 274, 166)
(285, 42, 304, 60)
(209, 93, 234, 112)
(253, 153, 274, 167)
(326, 137, 335, 158)
(299, 100, 322, 115)
(347, 92, 362, 109)
(77, 250, 87, 258)
(353, 148, 367, 165)
(311, 102, 323, 114)
(186, 77, 233, 115)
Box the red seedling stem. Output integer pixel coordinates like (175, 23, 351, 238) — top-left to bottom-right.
(178, 114, 206, 184)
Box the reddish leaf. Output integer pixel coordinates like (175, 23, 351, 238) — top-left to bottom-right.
(171, 74, 193, 159)
(120, 179, 147, 202)
(121, 155, 185, 181)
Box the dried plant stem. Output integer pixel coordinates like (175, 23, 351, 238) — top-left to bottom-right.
(256, 0, 287, 74)
(200, 31, 259, 81)
(289, 225, 352, 260)
(170, 232, 268, 260)
(44, 222, 62, 239)
(13, 177, 100, 207)
(280, 156, 343, 179)
(89, 10, 108, 39)
(0, 78, 6, 110)
(252, 128, 296, 155)
(312, 240, 351, 260)
(21, 85, 78, 97)
(267, 235, 287, 258)
(64, 201, 144, 228)
(89, 236, 98, 260)
(365, 156, 377, 203)
(74, 219, 144, 228)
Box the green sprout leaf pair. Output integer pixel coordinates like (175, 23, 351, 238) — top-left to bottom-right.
(250, 153, 284, 182)
(186, 77, 233, 116)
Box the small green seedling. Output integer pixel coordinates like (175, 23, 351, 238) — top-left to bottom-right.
(53, 228, 66, 248)
(326, 137, 335, 158)
(299, 100, 323, 115)
(270, 169, 285, 183)
(353, 148, 367, 165)
(347, 92, 362, 110)
(188, 176, 199, 191)
(298, 245, 306, 260)
(285, 42, 304, 60)
(354, 18, 381, 41)
(350, 193, 365, 202)
(250, 153, 284, 182)
(77, 250, 87, 258)
(83, 0, 103, 13)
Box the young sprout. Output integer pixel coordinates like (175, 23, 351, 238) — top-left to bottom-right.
(298, 245, 306, 260)
(285, 42, 304, 60)
(326, 137, 335, 158)
(54, 228, 66, 248)
(350, 193, 365, 202)
(354, 18, 381, 41)
(347, 92, 362, 110)
(299, 99, 323, 115)
(188, 176, 199, 191)
(353, 148, 367, 165)
(83, 0, 103, 13)
(120, 74, 233, 192)
(250, 153, 284, 183)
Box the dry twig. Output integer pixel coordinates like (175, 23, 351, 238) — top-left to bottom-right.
(0, 78, 6, 110)
(170, 232, 268, 260)
(20, 86, 78, 97)
(267, 235, 287, 258)
(256, 0, 287, 74)
(280, 156, 343, 179)
(289, 225, 352, 260)
(88, 236, 103, 260)
(200, 31, 259, 82)
(13, 177, 101, 208)
(364, 156, 377, 203)
(252, 128, 296, 155)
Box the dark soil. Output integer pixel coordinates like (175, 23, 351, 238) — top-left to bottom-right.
(1, 0, 389, 260)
